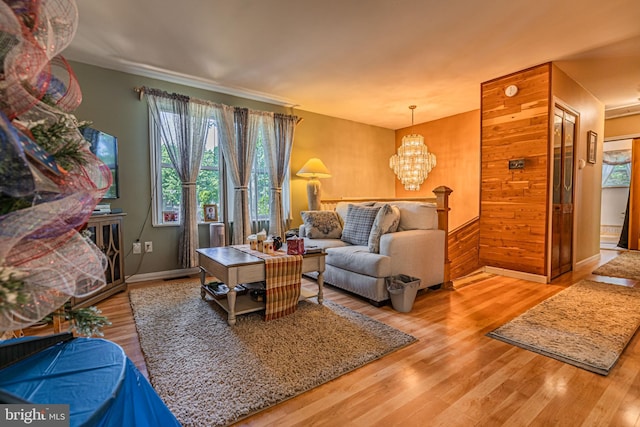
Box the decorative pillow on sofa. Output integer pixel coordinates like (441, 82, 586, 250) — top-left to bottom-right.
(341, 204, 381, 246)
(368, 204, 401, 253)
(335, 201, 375, 226)
(301, 211, 343, 239)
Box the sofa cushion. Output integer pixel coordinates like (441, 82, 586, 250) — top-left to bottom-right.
(325, 245, 392, 278)
(374, 201, 438, 231)
(341, 204, 381, 246)
(368, 204, 400, 253)
(302, 237, 349, 251)
(301, 211, 343, 239)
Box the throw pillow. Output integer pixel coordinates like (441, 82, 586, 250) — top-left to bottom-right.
(335, 201, 375, 226)
(301, 211, 343, 239)
(368, 204, 401, 253)
(341, 204, 381, 246)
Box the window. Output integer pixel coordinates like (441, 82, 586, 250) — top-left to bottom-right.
(602, 149, 631, 188)
(602, 164, 631, 188)
(249, 136, 270, 221)
(150, 115, 291, 229)
(150, 114, 221, 226)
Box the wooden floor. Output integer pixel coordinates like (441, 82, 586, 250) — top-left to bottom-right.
(25, 249, 640, 426)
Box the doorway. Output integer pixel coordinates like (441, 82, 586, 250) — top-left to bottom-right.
(551, 106, 576, 279)
(600, 139, 632, 249)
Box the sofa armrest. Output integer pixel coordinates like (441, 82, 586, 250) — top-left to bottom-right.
(299, 224, 306, 237)
(379, 229, 445, 288)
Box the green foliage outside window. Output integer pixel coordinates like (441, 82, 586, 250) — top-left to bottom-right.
(160, 140, 220, 220)
(602, 164, 630, 188)
(251, 138, 270, 219)
(156, 123, 273, 224)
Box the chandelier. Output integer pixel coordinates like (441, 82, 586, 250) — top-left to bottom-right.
(389, 105, 436, 191)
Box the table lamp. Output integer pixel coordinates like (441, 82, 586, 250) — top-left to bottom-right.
(296, 157, 331, 210)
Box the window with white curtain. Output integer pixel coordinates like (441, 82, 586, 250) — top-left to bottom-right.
(224, 131, 291, 234)
(149, 112, 221, 226)
(150, 112, 290, 229)
(602, 149, 631, 188)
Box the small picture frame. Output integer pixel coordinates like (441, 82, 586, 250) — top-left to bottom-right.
(587, 130, 597, 164)
(203, 204, 218, 222)
(163, 211, 179, 223)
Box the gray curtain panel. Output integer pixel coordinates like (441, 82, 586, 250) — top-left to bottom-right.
(145, 88, 213, 268)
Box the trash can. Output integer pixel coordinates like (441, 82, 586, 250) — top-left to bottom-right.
(386, 274, 421, 312)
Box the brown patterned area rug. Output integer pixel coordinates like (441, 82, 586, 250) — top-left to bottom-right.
(487, 280, 640, 375)
(129, 281, 416, 427)
(592, 250, 640, 280)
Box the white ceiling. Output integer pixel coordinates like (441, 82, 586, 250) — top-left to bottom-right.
(65, 0, 640, 130)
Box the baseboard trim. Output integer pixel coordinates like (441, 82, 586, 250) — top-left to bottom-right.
(575, 253, 601, 269)
(483, 266, 548, 284)
(126, 268, 200, 284)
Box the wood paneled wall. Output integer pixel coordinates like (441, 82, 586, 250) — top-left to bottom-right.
(448, 217, 481, 280)
(479, 64, 551, 276)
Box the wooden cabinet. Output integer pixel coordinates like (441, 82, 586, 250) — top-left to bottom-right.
(72, 214, 126, 308)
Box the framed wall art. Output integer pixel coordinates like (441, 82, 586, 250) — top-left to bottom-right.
(203, 204, 218, 222)
(587, 130, 597, 164)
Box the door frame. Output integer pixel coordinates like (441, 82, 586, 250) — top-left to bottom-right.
(546, 100, 580, 281)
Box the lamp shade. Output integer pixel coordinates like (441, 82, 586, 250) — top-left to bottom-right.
(296, 158, 331, 178)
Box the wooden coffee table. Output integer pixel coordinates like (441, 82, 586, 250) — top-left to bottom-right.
(196, 246, 325, 325)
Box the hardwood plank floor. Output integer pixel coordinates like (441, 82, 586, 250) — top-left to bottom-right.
(22, 249, 640, 426)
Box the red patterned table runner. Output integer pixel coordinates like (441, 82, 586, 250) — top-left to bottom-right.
(233, 245, 303, 321)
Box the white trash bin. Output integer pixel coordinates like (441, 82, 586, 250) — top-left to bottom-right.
(386, 274, 421, 312)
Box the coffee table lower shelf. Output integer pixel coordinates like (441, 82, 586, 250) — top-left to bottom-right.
(201, 285, 318, 316)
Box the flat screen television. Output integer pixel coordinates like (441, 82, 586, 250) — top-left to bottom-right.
(81, 127, 119, 199)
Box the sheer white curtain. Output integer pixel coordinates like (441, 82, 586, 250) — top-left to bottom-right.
(247, 110, 273, 234)
(144, 88, 213, 268)
(213, 107, 258, 244)
(265, 113, 298, 238)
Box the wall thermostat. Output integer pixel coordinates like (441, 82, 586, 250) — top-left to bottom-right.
(505, 84, 518, 97)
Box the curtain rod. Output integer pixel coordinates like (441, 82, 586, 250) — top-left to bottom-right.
(132, 86, 302, 124)
(133, 86, 144, 101)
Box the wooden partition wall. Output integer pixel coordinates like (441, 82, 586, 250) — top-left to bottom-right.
(479, 64, 551, 276)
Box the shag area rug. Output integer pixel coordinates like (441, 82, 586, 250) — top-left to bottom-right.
(593, 250, 640, 280)
(129, 281, 416, 427)
(487, 280, 640, 375)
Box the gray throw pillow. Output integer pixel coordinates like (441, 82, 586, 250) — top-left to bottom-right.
(368, 204, 401, 253)
(341, 204, 381, 246)
(301, 211, 343, 239)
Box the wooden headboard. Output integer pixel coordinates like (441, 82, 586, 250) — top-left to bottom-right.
(320, 186, 453, 289)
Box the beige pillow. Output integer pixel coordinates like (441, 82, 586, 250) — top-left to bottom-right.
(301, 211, 343, 239)
(384, 201, 438, 231)
(368, 204, 401, 253)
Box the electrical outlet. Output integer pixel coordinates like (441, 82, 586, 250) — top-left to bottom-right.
(133, 242, 141, 254)
(145, 241, 153, 253)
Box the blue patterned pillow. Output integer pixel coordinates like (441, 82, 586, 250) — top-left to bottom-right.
(301, 211, 343, 239)
(341, 204, 381, 246)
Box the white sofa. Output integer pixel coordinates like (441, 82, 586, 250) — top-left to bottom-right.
(299, 187, 452, 306)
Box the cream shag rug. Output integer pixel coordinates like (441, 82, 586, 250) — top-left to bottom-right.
(487, 280, 640, 375)
(129, 281, 416, 427)
(593, 250, 640, 280)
